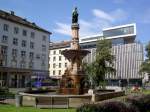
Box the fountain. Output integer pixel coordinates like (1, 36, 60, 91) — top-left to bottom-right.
(17, 8, 125, 108)
(60, 7, 90, 95)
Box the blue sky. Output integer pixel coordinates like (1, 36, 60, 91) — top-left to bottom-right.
(0, 0, 150, 44)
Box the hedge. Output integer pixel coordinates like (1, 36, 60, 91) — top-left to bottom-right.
(77, 94, 150, 112)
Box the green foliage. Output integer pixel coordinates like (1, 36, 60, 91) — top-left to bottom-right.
(126, 94, 150, 112)
(96, 39, 115, 75)
(101, 101, 130, 112)
(83, 39, 115, 88)
(140, 41, 150, 74)
(76, 104, 100, 112)
(82, 62, 97, 88)
(77, 96, 150, 112)
(0, 87, 14, 99)
(77, 101, 139, 112)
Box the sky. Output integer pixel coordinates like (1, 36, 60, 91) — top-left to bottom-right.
(0, 0, 150, 45)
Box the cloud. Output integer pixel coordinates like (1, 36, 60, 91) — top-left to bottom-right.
(79, 19, 110, 36)
(53, 8, 127, 38)
(53, 22, 71, 36)
(111, 9, 127, 21)
(93, 8, 127, 22)
(93, 9, 114, 22)
(53, 19, 110, 37)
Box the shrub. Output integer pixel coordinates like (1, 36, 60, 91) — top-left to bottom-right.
(76, 103, 101, 112)
(76, 101, 140, 112)
(126, 94, 150, 112)
(101, 101, 129, 112)
(125, 102, 140, 112)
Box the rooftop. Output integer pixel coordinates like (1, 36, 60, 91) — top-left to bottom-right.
(49, 41, 71, 49)
(0, 10, 51, 34)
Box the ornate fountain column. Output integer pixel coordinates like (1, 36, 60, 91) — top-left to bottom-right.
(70, 7, 80, 75)
(60, 7, 90, 95)
(71, 23, 79, 50)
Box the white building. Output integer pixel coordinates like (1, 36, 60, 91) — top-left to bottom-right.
(0, 10, 51, 88)
(49, 41, 70, 79)
(49, 23, 144, 86)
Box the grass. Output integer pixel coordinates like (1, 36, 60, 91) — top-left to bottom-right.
(0, 104, 76, 112)
(142, 89, 150, 94)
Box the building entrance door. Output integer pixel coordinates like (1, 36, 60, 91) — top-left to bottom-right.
(21, 75, 25, 88)
(10, 74, 17, 88)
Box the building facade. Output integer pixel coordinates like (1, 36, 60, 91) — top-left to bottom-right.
(0, 10, 51, 88)
(49, 41, 70, 79)
(49, 23, 144, 85)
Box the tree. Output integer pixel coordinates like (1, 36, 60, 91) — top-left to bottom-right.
(84, 38, 116, 88)
(82, 62, 97, 89)
(140, 42, 150, 74)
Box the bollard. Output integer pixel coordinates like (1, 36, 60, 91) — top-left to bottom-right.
(15, 94, 23, 107)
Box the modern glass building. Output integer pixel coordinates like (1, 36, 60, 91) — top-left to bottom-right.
(80, 23, 143, 86)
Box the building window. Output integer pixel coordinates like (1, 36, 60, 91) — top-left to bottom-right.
(41, 54, 46, 60)
(20, 61, 26, 68)
(11, 60, 17, 67)
(1, 35, 8, 43)
(59, 56, 61, 61)
(3, 24, 9, 31)
(53, 57, 56, 61)
(21, 51, 26, 57)
(41, 61, 45, 66)
(59, 63, 61, 68)
(53, 70, 55, 75)
(59, 70, 61, 75)
(22, 29, 27, 36)
(12, 49, 17, 56)
(59, 50, 61, 54)
(22, 40, 27, 47)
(42, 35, 46, 41)
(42, 45, 46, 51)
(53, 51, 56, 54)
(53, 63, 56, 68)
(14, 27, 19, 34)
(30, 42, 34, 49)
(13, 38, 18, 46)
(31, 32, 35, 38)
(36, 54, 40, 59)
(0, 60, 3, 66)
(1, 46, 7, 55)
(65, 63, 67, 67)
(29, 52, 34, 59)
(29, 62, 34, 68)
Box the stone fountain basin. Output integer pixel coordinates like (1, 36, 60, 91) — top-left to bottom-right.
(61, 49, 90, 60)
(17, 90, 125, 108)
(19, 92, 92, 108)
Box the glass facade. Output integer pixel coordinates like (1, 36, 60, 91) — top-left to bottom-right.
(103, 26, 134, 37)
(81, 44, 96, 49)
(112, 38, 124, 45)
